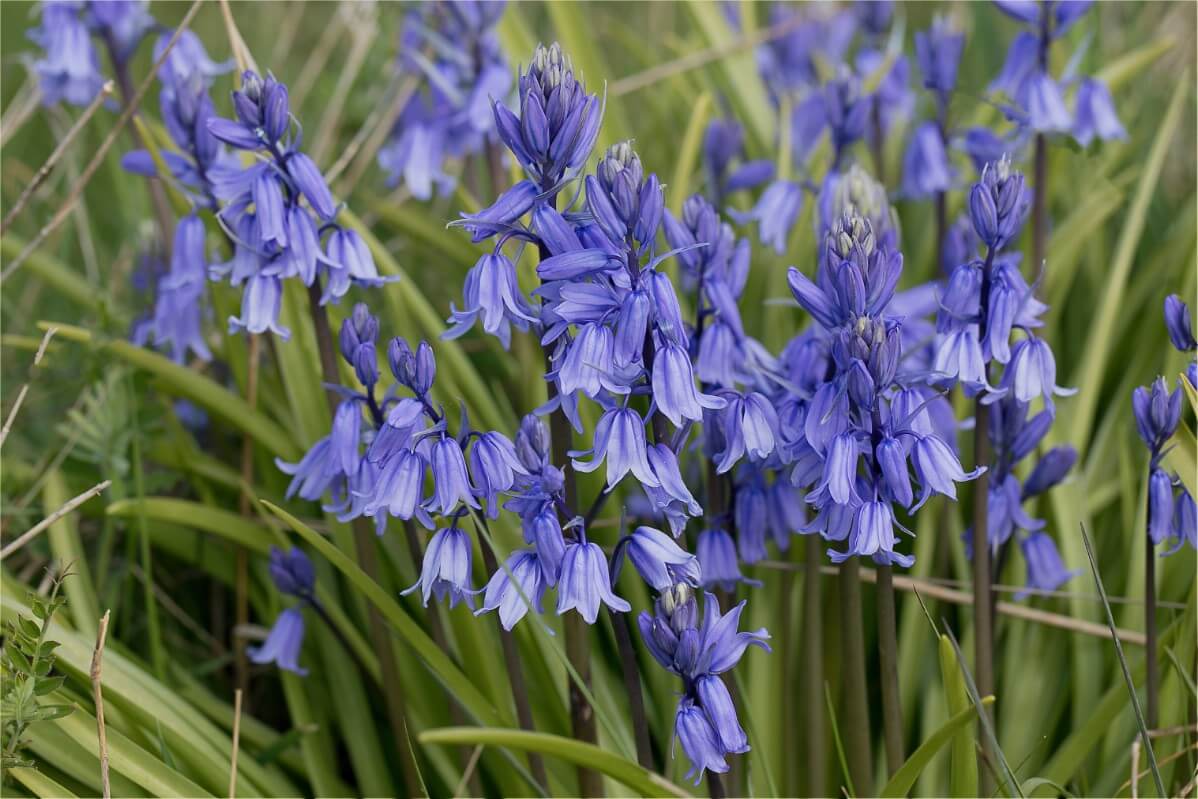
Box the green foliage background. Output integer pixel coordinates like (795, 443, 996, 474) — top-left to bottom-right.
(1, 1, 1196, 797)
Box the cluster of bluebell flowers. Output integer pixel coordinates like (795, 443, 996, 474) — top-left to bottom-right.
(931, 157, 1081, 594)
(990, 1, 1125, 146)
(640, 584, 770, 784)
(784, 193, 979, 566)
(249, 546, 316, 675)
(205, 70, 391, 337)
(1131, 296, 1197, 555)
(27, 0, 154, 107)
(378, 0, 509, 199)
(441, 41, 776, 780)
(124, 29, 231, 363)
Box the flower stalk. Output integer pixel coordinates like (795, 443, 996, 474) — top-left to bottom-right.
(838, 557, 872, 795)
(801, 534, 827, 796)
(877, 563, 904, 775)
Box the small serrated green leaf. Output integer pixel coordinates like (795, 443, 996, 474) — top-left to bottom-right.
(33, 703, 75, 721)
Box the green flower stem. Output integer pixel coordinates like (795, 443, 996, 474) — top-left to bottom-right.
(838, 557, 872, 796)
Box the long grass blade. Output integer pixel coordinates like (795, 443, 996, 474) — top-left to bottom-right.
(1078, 524, 1166, 797)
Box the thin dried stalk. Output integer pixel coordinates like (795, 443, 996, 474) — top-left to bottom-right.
(0, 327, 57, 450)
(0, 480, 111, 561)
(759, 560, 1149, 645)
(90, 610, 112, 799)
(1, 82, 114, 235)
(309, 4, 377, 167)
(335, 75, 419, 195)
(610, 14, 804, 96)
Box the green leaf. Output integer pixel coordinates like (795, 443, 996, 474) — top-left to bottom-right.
(46, 695, 213, 798)
(879, 697, 993, 798)
(8, 766, 80, 799)
(261, 500, 511, 728)
(0, 237, 101, 312)
(1078, 525, 1165, 797)
(545, 1, 630, 144)
(1020, 777, 1074, 797)
(40, 323, 300, 459)
(938, 635, 978, 798)
(668, 92, 714, 216)
(1095, 36, 1175, 91)
(1066, 73, 1188, 446)
(684, 1, 774, 152)
(1166, 421, 1198, 496)
(419, 727, 691, 798)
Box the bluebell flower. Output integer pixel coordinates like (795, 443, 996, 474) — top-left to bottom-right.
(156, 29, 230, 96)
(527, 508, 566, 585)
(402, 525, 477, 608)
(1023, 445, 1076, 497)
(915, 16, 964, 97)
(446, 253, 538, 349)
(696, 528, 746, 591)
(695, 673, 749, 754)
(958, 127, 1009, 173)
(206, 70, 389, 335)
(249, 607, 308, 676)
(995, 1, 1094, 38)
(365, 448, 429, 524)
(734, 180, 803, 255)
(675, 700, 729, 784)
(571, 406, 659, 489)
(702, 118, 774, 202)
(902, 122, 954, 199)
(969, 157, 1029, 251)
(756, 6, 856, 102)
(644, 443, 704, 535)
(28, 2, 105, 107)
(556, 539, 631, 623)
(388, 338, 438, 398)
(653, 338, 726, 426)
(268, 546, 316, 599)
(1000, 336, 1076, 407)
(1016, 532, 1079, 599)
(137, 215, 213, 364)
(1134, 301, 1195, 558)
(469, 431, 528, 517)
(1148, 468, 1175, 546)
(715, 392, 779, 473)
(229, 274, 289, 339)
(1132, 377, 1182, 456)
(90, 1, 154, 64)
(1165, 489, 1197, 554)
(475, 550, 546, 630)
(1072, 78, 1126, 146)
(1165, 295, 1196, 353)
(428, 437, 480, 515)
(277, 437, 339, 501)
(492, 42, 601, 190)
(621, 526, 701, 591)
